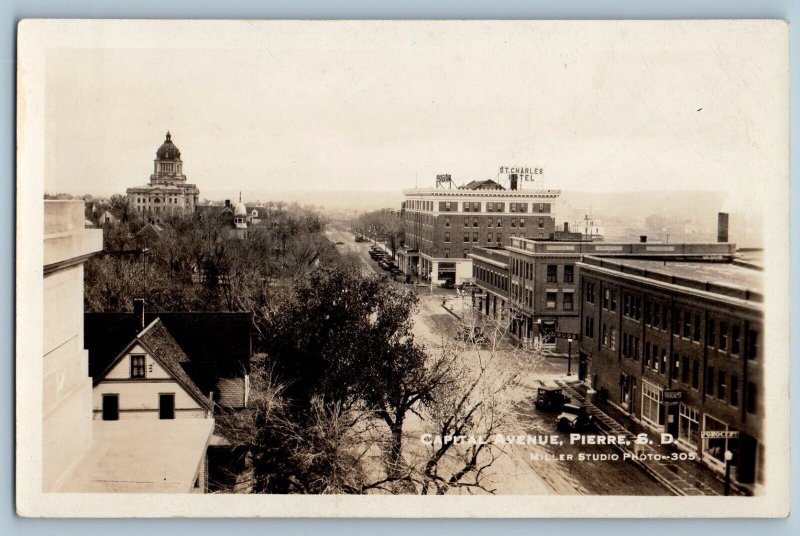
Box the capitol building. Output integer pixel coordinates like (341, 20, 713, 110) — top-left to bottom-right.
(127, 132, 200, 217)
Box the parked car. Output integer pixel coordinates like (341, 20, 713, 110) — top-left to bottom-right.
(454, 326, 488, 344)
(354, 236, 367, 242)
(534, 387, 571, 411)
(556, 404, 594, 431)
(440, 279, 455, 289)
(390, 268, 403, 276)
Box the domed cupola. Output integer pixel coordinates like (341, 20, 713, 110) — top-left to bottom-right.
(156, 131, 181, 160)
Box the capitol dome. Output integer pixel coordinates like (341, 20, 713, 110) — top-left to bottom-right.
(156, 131, 181, 160)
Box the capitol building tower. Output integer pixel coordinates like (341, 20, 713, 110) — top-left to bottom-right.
(127, 131, 200, 218)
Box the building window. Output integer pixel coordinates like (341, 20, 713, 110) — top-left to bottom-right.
(444, 249, 450, 258)
(444, 231, 450, 243)
(464, 217, 469, 227)
(585, 282, 595, 304)
(717, 371, 726, 400)
(702, 414, 738, 468)
(463, 233, 470, 243)
(159, 393, 175, 420)
(464, 249, 469, 258)
(730, 375, 739, 407)
(496, 234, 502, 243)
(496, 217, 502, 227)
(101, 394, 119, 421)
(546, 291, 557, 309)
(563, 292, 573, 311)
(602, 324, 608, 346)
(473, 231, 479, 243)
(678, 404, 700, 447)
(519, 218, 525, 228)
(719, 321, 728, 351)
(564, 265, 574, 283)
(487, 217, 493, 227)
(445, 217, 451, 227)
(610, 328, 617, 351)
(130, 355, 145, 378)
(610, 290, 617, 312)
(692, 359, 699, 389)
(746, 329, 759, 360)
(487, 231, 493, 242)
(547, 265, 557, 283)
(693, 314, 701, 341)
(707, 319, 716, 347)
(746, 382, 757, 414)
(681, 356, 689, 384)
(731, 325, 741, 355)
(585, 316, 594, 338)
(706, 366, 714, 395)
(641, 381, 664, 429)
(510, 219, 516, 228)
(538, 218, 544, 228)
(603, 288, 610, 309)
(473, 217, 479, 227)
(683, 311, 691, 338)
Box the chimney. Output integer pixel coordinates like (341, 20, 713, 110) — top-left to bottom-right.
(133, 299, 145, 331)
(225, 199, 231, 209)
(717, 212, 729, 243)
(640, 235, 647, 243)
(509, 174, 518, 191)
(564, 222, 569, 232)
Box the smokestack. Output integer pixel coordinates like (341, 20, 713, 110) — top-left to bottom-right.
(133, 299, 145, 331)
(225, 199, 231, 208)
(640, 235, 648, 243)
(717, 212, 729, 243)
(564, 222, 569, 232)
(509, 174, 518, 191)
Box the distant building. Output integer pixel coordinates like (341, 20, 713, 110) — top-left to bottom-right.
(571, 214, 605, 241)
(127, 132, 200, 219)
(399, 176, 561, 284)
(98, 209, 118, 225)
(195, 196, 268, 240)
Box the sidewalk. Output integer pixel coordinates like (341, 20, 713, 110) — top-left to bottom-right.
(555, 378, 748, 496)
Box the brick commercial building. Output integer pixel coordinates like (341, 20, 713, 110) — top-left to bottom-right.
(483, 237, 737, 354)
(577, 256, 764, 492)
(400, 175, 560, 284)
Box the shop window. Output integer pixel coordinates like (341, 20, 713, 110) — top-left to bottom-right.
(678, 404, 699, 447)
(641, 381, 664, 429)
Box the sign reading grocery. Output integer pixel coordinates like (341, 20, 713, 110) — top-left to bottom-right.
(700, 430, 740, 439)
(499, 166, 544, 182)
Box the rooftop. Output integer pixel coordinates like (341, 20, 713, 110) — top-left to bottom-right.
(580, 256, 763, 304)
(57, 419, 214, 493)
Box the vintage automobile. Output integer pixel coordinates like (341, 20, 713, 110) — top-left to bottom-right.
(440, 279, 455, 289)
(534, 386, 571, 411)
(555, 404, 594, 431)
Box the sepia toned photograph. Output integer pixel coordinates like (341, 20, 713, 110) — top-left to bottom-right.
(16, 19, 790, 517)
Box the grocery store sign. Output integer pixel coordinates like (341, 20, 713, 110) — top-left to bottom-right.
(700, 430, 740, 439)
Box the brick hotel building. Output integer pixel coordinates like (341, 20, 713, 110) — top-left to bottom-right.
(398, 176, 560, 284)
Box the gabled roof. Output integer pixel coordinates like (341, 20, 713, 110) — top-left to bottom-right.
(460, 179, 505, 191)
(85, 311, 252, 406)
(94, 318, 213, 411)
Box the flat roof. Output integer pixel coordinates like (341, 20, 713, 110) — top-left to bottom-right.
(57, 418, 214, 493)
(600, 258, 762, 292)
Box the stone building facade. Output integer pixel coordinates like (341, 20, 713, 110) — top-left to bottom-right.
(127, 132, 200, 218)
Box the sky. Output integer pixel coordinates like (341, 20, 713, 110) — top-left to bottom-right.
(43, 20, 787, 217)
